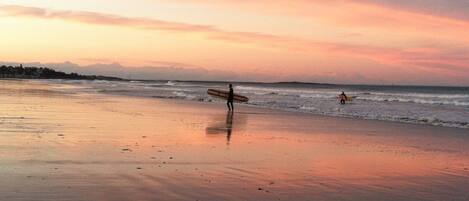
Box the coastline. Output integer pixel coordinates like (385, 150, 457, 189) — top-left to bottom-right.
(40, 79, 469, 129)
(0, 80, 468, 201)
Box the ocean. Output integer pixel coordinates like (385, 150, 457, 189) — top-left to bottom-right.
(45, 79, 469, 129)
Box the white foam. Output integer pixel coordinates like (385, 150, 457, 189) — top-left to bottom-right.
(56, 80, 469, 129)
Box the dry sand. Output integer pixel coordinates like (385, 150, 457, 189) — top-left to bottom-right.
(0, 80, 468, 201)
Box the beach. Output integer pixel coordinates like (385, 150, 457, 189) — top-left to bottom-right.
(0, 79, 468, 201)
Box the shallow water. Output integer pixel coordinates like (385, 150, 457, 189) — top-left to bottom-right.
(43, 79, 469, 129)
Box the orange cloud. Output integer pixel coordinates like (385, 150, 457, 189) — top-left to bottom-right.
(1, 3, 468, 83)
(0, 4, 381, 52)
(170, 0, 469, 41)
(0, 5, 319, 50)
(357, 0, 469, 21)
(0, 5, 216, 32)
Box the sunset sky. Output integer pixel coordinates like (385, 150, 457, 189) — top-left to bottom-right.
(0, 0, 468, 85)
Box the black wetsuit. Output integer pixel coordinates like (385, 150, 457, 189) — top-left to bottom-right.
(227, 88, 234, 110)
(340, 93, 347, 104)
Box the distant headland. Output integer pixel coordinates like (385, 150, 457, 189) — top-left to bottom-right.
(0, 64, 123, 81)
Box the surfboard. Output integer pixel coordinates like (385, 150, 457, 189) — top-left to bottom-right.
(338, 95, 353, 101)
(207, 89, 249, 102)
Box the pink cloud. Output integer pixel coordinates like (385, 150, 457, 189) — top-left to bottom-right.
(0, 5, 217, 32)
(170, 0, 469, 37)
(1, 4, 468, 83)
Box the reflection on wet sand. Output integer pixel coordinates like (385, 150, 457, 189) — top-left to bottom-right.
(205, 111, 246, 145)
(226, 111, 233, 143)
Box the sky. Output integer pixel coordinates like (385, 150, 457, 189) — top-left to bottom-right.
(0, 0, 468, 85)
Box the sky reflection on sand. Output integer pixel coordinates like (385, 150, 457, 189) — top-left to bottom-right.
(0, 80, 468, 201)
(205, 111, 248, 145)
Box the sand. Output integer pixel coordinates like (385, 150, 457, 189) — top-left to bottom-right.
(0, 80, 468, 201)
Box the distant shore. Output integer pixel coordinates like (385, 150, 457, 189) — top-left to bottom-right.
(0, 64, 123, 81)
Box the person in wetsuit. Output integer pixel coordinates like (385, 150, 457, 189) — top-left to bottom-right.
(227, 84, 234, 111)
(339, 91, 348, 105)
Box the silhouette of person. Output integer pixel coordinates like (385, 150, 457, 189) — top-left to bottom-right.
(226, 110, 233, 145)
(227, 84, 234, 111)
(339, 91, 347, 105)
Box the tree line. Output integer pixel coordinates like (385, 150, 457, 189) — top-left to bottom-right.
(0, 65, 122, 80)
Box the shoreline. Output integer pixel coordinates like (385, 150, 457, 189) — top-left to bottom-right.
(34, 79, 469, 129)
(1, 80, 468, 201)
(68, 83, 469, 130)
(160, 98, 469, 134)
(16, 80, 469, 140)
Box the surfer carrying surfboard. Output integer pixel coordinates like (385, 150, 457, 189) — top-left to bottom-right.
(339, 91, 348, 105)
(206, 86, 248, 107)
(227, 84, 234, 111)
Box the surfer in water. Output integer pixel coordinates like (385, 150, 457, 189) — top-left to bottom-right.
(339, 91, 348, 105)
(227, 84, 234, 111)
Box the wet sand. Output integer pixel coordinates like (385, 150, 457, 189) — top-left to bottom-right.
(0, 80, 468, 201)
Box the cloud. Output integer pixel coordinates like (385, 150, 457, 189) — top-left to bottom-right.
(0, 4, 301, 45)
(0, 4, 216, 32)
(1, 3, 468, 85)
(0, 4, 407, 58)
(1, 4, 467, 59)
(359, 0, 469, 21)
(0, 4, 345, 52)
(177, 0, 469, 21)
(170, 0, 469, 35)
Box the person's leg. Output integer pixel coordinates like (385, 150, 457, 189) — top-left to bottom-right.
(227, 101, 231, 110)
(229, 101, 234, 111)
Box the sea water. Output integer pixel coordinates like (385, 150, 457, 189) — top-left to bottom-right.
(46, 79, 469, 129)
